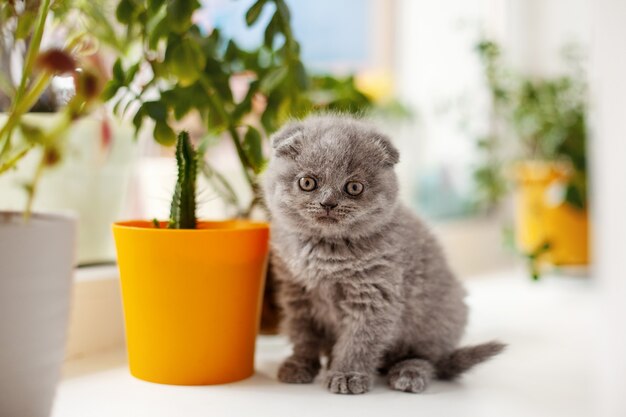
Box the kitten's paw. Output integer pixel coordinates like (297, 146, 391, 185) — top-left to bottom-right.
(325, 371, 371, 395)
(388, 370, 428, 393)
(387, 359, 434, 393)
(277, 356, 320, 384)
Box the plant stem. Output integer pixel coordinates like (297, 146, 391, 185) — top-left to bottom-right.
(198, 75, 258, 211)
(1, 0, 51, 160)
(227, 126, 254, 186)
(13, 0, 51, 104)
(23, 150, 46, 221)
(0, 73, 52, 157)
(201, 161, 240, 211)
(242, 184, 266, 218)
(0, 144, 34, 174)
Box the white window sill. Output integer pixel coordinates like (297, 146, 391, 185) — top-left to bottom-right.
(66, 265, 125, 360)
(56, 269, 596, 417)
(74, 264, 119, 282)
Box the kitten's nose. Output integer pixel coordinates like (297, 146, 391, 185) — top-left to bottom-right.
(320, 201, 338, 210)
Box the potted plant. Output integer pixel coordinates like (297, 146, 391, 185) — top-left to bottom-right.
(113, 131, 269, 385)
(0, 1, 108, 416)
(0, 1, 136, 265)
(102, 0, 380, 332)
(474, 40, 589, 278)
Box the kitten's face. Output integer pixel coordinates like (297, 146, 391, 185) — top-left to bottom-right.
(263, 116, 400, 238)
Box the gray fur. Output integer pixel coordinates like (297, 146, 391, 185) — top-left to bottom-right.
(262, 115, 504, 395)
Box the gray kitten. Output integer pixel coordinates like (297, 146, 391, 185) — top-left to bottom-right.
(262, 115, 504, 395)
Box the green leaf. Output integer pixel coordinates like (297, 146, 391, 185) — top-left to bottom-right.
(124, 62, 140, 85)
(162, 83, 210, 120)
(207, 107, 226, 134)
(245, 0, 267, 26)
(101, 80, 121, 101)
(112, 58, 124, 82)
(115, 0, 136, 24)
(153, 120, 176, 146)
(243, 125, 264, 173)
(148, 17, 170, 50)
(165, 36, 205, 86)
(293, 60, 308, 90)
(166, 0, 200, 34)
(264, 13, 280, 47)
(261, 100, 277, 133)
(275, 0, 291, 23)
(148, 0, 166, 14)
(259, 66, 288, 94)
(224, 40, 240, 62)
(143, 100, 167, 121)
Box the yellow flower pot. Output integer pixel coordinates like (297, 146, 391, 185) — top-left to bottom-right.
(513, 161, 589, 265)
(113, 220, 269, 385)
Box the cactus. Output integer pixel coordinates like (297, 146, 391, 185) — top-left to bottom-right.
(168, 131, 197, 229)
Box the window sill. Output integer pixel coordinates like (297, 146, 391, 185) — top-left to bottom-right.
(57, 269, 596, 417)
(67, 265, 125, 360)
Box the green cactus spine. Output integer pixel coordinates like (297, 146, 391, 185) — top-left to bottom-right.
(168, 131, 197, 229)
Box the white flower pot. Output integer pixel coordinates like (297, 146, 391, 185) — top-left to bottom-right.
(0, 211, 76, 417)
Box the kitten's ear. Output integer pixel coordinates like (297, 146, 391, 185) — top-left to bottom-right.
(374, 133, 400, 167)
(271, 122, 304, 159)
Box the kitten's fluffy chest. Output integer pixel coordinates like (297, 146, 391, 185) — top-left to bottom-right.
(275, 230, 390, 287)
(307, 281, 343, 337)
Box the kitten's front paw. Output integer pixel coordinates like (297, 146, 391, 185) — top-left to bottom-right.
(325, 371, 371, 395)
(278, 356, 320, 384)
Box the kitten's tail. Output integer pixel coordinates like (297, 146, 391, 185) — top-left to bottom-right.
(435, 341, 506, 380)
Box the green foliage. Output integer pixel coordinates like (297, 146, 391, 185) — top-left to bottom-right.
(104, 0, 375, 216)
(168, 131, 198, 230)
(526, 241, 552, 281)
(474, 39, 588, 210)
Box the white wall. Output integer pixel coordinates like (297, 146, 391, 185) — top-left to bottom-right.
(589, 1, 626, 415)
(505, 0, 590, 75)
(394, 0, 488, 186)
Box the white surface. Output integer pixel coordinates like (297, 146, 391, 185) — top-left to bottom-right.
(52, 270, 597, 417)
(590, 1, 626, 415)
(66, 267, 125, 360)
(506, 0, 590, 76)
(74, 264, 119, 282)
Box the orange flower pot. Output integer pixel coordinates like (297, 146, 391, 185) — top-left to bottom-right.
(513, 161, 589, 266)
(112, 220, 269, 385)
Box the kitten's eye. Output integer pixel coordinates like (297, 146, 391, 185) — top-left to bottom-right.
(299, 177, 317, 191)
(345, 181, 364, 196)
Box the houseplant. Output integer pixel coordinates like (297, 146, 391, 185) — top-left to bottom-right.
(113, 131, 270, 385)
(0, 1, 109, 416)
(103, 0, 377, 331)
(104, 0, 374, 216)
(474, 40, 589, 278)
(0, 1, 136, 265)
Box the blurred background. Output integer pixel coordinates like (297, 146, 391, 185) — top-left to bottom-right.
(0, 0, 595, 276)
(1, 0, 625, 416)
